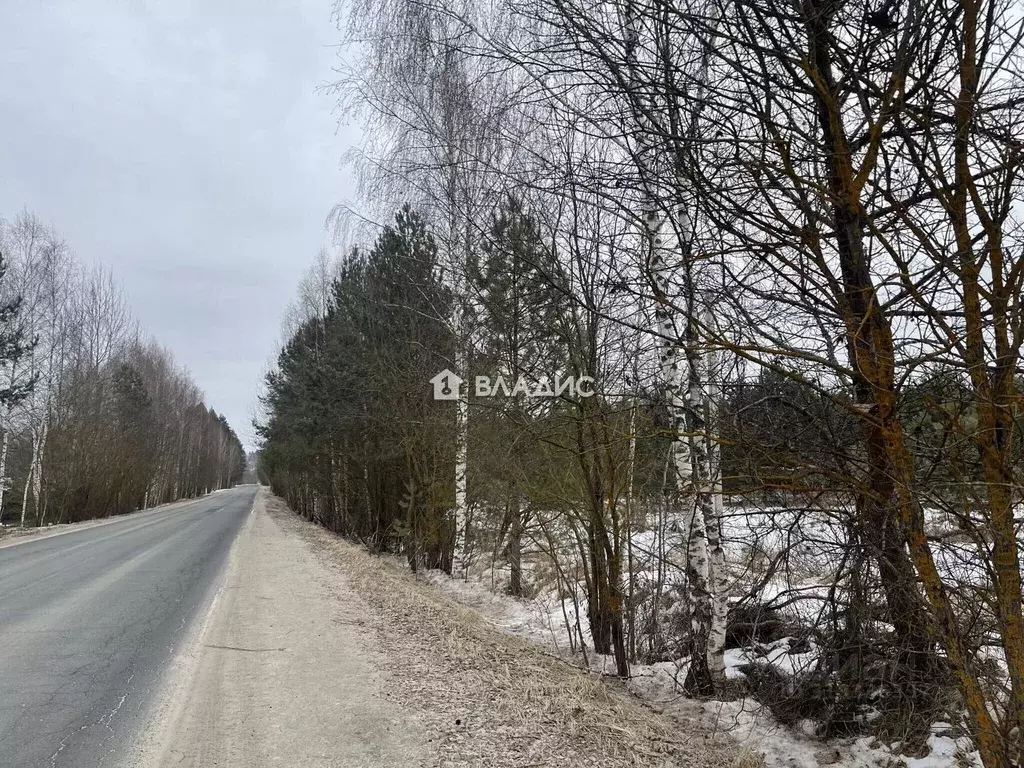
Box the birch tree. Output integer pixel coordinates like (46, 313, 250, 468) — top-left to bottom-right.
(505, 0, 731, 692)
(1, 214, 76, 526)
(303, 0, 1024, 758)
(0, 212, 245, 527)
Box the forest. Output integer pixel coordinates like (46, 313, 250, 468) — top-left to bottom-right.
(0, 212, 245, 527)
(257, 1, 1024, 766)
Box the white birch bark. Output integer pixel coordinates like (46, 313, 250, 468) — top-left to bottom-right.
(32, 422, 46, 514)
(0, 418, 10, 520)
(445, 153, 474, 578)
(19, 424, 45, 527)
(625, 393, 639, 657)
(647, 206, 715, 690)
(624, 1, 725, 689)
(702, 310, 728, 681)
(0, 351, 18, 521)
(20, 429, 33, 526)
(452, 311, 470, 576)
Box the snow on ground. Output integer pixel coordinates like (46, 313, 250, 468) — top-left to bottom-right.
(420, 566, 586, 654)
(419, 506, 984, 768)
(628, 667, 891, 768)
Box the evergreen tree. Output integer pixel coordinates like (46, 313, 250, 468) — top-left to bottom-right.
(0, 250, 37, 408)
(258, 205, 456, 569)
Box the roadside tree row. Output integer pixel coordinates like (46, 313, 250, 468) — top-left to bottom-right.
(0, 212, 245, 526)
(261, 1, 1024, 765)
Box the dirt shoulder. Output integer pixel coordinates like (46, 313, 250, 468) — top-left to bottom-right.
(264, 492, 736, 768)
(135, 489, 429, 768)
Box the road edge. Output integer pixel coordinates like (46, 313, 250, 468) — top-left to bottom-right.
(0, 486, 254, 551)
(123, 491, 259, 768)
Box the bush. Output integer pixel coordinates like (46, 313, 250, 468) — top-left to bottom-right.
(725, 601, 801, 649)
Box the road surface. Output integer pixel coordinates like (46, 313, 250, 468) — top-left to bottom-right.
(0, 485, 257, 768)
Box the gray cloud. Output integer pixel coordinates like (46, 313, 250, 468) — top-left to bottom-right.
(0, 0, 356, 450)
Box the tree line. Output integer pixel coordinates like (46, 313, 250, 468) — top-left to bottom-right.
(259, 1, 1024, 765)
(0, 212, 245, 527)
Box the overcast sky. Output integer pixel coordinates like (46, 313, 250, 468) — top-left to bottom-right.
(0, 0, 357, 451)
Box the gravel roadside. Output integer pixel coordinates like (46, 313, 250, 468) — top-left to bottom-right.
(266, 492, 737, 768)
(136, 489, 429, 768)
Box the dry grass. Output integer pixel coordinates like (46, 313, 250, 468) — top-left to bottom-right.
(265, 494, 735, 768)
(729, 750, 767, 768)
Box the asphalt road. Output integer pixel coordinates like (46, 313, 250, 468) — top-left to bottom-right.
(0, 485, 258, 768)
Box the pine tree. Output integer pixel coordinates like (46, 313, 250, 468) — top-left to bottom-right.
(0, 249, 37, 518)
(473, 195, 565, 596)
(0, 250, 37, 408)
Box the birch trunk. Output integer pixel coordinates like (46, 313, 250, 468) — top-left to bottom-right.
(623, 0, 724, 693)
(0, 419, 10, 522)
(702, 311, 727, 681)
(20, 431, 33, 527)
(625, 395, 638, 661)
(647, 207, 715, 695)
(680, 312, 716, 694)
(452, 314, 470, 577)
(33, 423, 46, 518)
